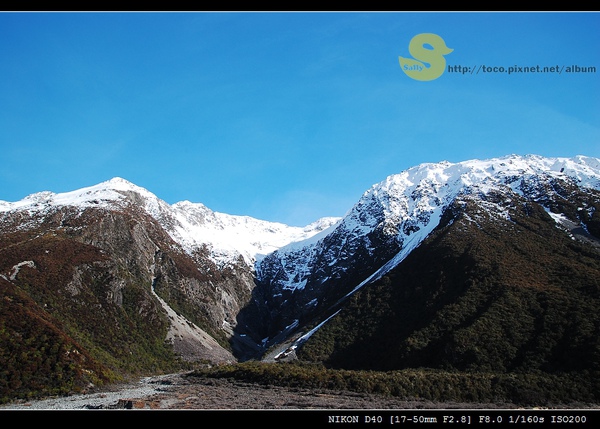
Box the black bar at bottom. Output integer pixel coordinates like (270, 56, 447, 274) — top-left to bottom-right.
(2, 409, 599, 427)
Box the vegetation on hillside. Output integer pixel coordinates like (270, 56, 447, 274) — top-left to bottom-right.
(191, 361, 598, 407)
(0, 228, 184, 403)
(0, 276, 114, 403)
(294, 194, 599, 404)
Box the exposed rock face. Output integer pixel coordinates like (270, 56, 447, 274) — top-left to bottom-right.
(0, 192, 241, 370)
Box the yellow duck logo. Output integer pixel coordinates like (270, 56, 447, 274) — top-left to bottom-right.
(399, 33, 453, 81)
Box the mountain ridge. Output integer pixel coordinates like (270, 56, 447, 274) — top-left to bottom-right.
(296, 185, 600, 376)
(1, 153, 599, 403)
(0, 176, 340, 267)
(242, 154, 600, 357)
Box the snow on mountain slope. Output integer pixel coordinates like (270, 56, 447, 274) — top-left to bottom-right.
(169, 200, 340, 265)
(257, 154, 600, 294)
(0, 177, 166, 214)
(341, 152, 600, 298)
(0, 177, 340, 267)
(2, 154, 598, 276)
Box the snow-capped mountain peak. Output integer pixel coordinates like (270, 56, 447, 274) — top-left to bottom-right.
(0, 177, 156, 211)
(257, 154, 600, 295)
(352, 154, 600, 232)
(0, 177, 340, 267)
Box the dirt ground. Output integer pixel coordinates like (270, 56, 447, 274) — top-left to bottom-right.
(104, 371, 516, 410)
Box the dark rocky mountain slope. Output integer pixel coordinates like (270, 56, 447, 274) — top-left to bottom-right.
(297, 180, 600, 379)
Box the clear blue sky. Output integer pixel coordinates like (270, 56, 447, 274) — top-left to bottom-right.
(1, 12, 598, 226)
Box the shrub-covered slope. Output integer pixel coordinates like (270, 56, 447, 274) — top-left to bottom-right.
(0, 275, 114, 403)
(298, 188, 600, 378)
(0, 204, 239, 402)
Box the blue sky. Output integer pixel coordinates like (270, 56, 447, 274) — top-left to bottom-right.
(1, 12, 598, 226)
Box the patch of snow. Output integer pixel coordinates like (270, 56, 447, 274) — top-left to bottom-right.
(8, 260, 36, 281)
(545, 209, 570, 226)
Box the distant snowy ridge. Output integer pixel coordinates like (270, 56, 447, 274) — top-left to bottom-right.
(169, 200, 340, 265)
(0, 177, 340, 266)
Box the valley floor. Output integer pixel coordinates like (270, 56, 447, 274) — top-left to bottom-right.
(2, 371, 594, 411)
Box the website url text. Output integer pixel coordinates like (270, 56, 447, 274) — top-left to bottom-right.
(447, 64, 596, 75)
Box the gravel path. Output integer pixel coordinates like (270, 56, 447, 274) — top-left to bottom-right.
(0, 373, 178, 410)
